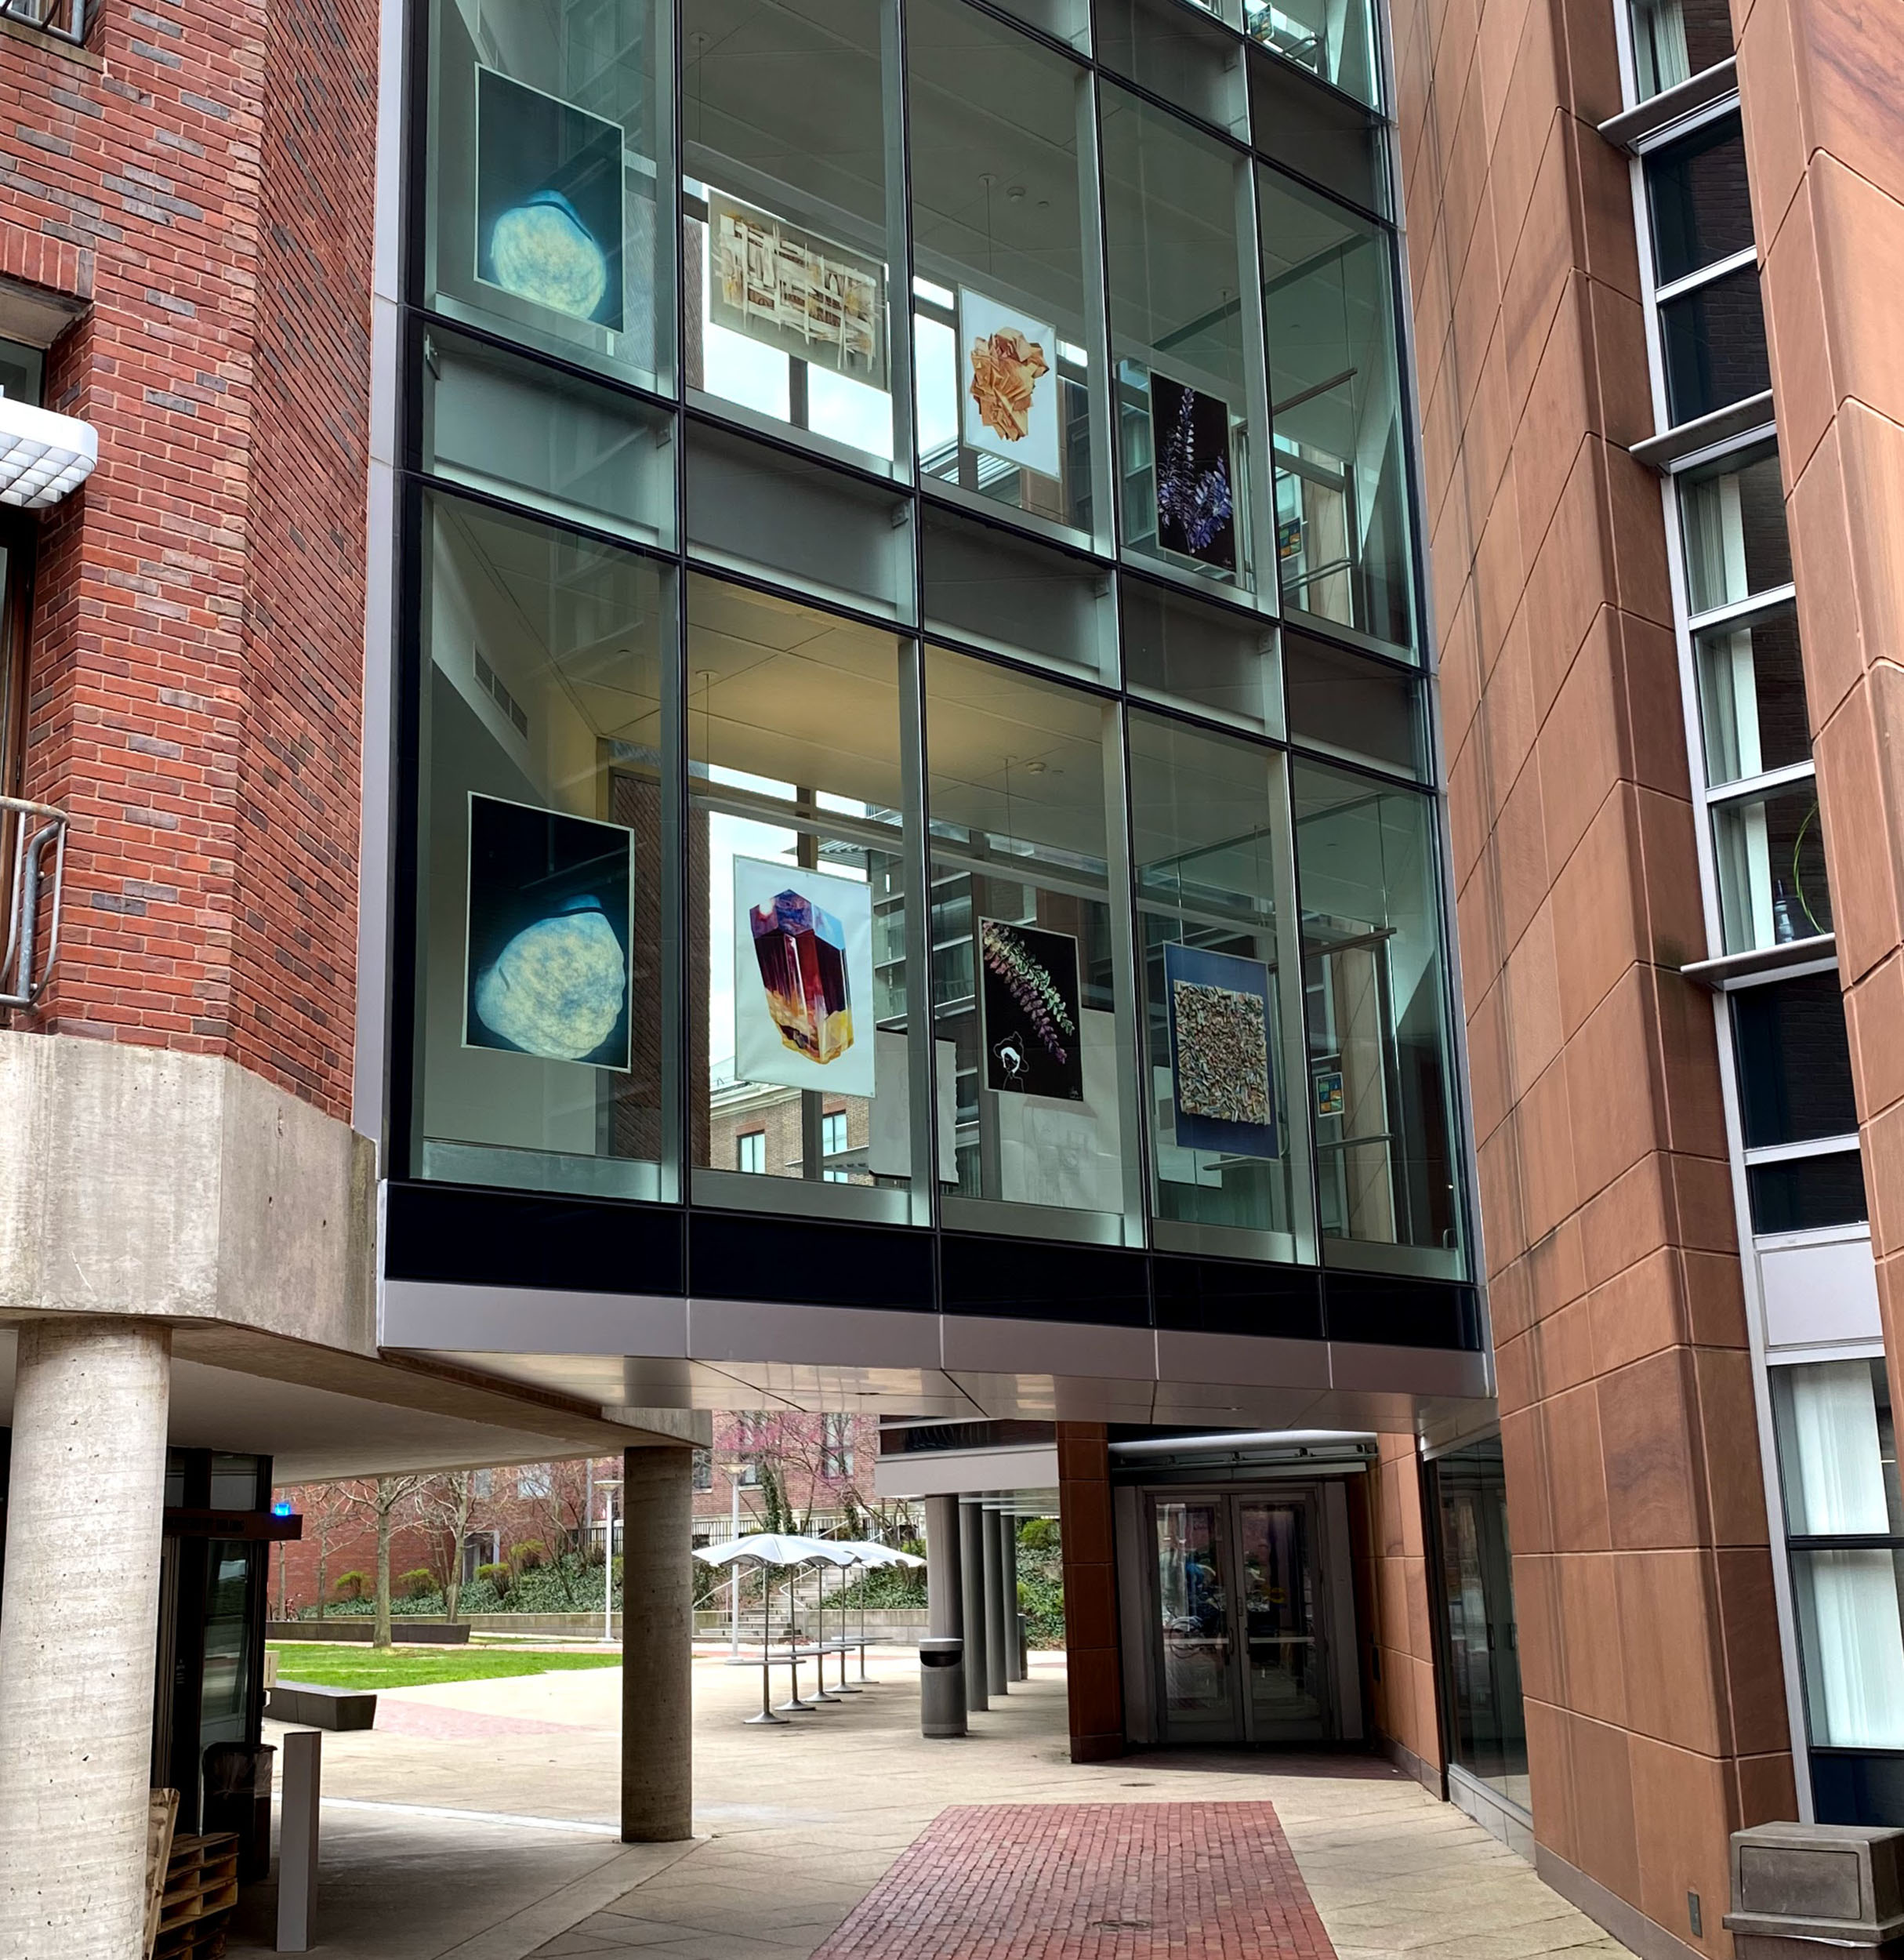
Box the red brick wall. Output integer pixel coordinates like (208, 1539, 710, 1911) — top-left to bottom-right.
(0, 0, 375, 1117)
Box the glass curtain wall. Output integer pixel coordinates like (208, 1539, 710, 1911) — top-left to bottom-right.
(400, 0, 1469, 1286)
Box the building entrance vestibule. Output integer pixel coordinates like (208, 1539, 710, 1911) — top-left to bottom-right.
(1150, 1486, 1336, 1746)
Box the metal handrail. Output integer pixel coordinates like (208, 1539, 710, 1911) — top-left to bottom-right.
(0, 797, 67, 1009)
(0, 0, 88, 44)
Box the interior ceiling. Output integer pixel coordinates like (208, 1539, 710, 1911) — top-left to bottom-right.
(0, 1330, 693, 1487)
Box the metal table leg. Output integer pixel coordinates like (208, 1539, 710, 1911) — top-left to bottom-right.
(745, 1659, 788, 1725)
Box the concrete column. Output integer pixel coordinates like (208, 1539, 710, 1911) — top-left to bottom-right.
(1003, 1515, 1025, 1681)
(925, 1494, 962, 1641)
(0, 1316, 171, 1960)
(959, 1497, 988, 1711)
(983, 1507, 1009, 1697)
(620, 1446, 693, 1842)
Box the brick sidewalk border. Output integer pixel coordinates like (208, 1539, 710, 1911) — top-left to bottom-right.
(811, 1802, 1340, 1959)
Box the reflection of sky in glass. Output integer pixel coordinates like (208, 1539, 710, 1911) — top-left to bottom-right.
(915, 315, 959, 457)
(695, 193, 894, 461)
(702, 763, 872, 1086)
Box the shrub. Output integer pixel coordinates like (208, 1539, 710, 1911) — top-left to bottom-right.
(510, 1540, 547, 1573)
(334, 1571, 368, 1603)
(401, 1567, 437, 1602)
(1016, 1518, 1058, 1553)
(477, 1562, 511, 1596)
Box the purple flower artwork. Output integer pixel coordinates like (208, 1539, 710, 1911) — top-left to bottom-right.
(979, 919, 1084, 1102)
(1151, 373, 1237, 573)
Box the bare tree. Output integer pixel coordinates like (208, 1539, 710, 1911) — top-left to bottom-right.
(340, 1475, 427, 1647)
(287, 1483, 361, 1621)
(415, 1471, 484, 1622)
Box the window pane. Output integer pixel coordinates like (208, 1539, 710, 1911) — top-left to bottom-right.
(688, 575, 917, 1221)
(1792, 1548, 1904, 1748)
(1694, 602, 1809, 787)
(413, 492, 669, 1197)
(1733, 973, 1857, 1149)
(1648, 114, 1753, 288)
(421, 325, 675, 548)
(921, 503, 1116, 683)
(425, 0, 671, 390)
(0, 336, 43, 405)
(908, 0, 1102, 544)
(1101, 85, 1263, 599)
(1260, 169, 1415, 657)
(682, 0, 902, 469)
(988, 0, 1089, 47)
(1749, 1150, 1867, 1234)
(1433, 1438, 1528, 1805)
(1130, 710, 1303, 1256)
(1095, 0, 1249, 139)
(1247, 49, 1388, 218)
(1628, 0, 1732, 100)
(925, 648, 1140, 1243)
(1284, 628, 1420, 778)
(1293, 760, 1461, 1272)
(1680, 442, 1790, 616)
(1122, 572, 1280, 732)
(1714, 779, 1830, 953)
(1661, 264, 1771, 425)
(1246, 0, 1379, 105)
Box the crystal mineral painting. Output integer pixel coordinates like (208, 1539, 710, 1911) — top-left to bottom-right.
(464, 794, 633, 1070)
(709, 194, 886, 387)
(732, 856, 876, 1099)
(959, 288, 1061, 481)
(1164, 942, 1278, 1157)
(980, 919, 1084, 1102)
(474, 68, 625, 331)
(1151, 373, 1237, 572)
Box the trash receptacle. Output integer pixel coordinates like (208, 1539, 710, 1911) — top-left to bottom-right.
(919, 1636, 967, 1738)
(203, 1742, 275, 1882)
(1017, 1611, 1029, 1680)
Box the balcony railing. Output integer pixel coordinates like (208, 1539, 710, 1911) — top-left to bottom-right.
(0, 797, 67, 1010)
(0, 0, 88, 44)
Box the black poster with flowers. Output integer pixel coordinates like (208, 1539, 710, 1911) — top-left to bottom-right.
(978, 919, 1084, 1102)
(1151, 373, 1237, 573)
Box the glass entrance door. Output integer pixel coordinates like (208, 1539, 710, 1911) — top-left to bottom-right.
(1152, 1488, 1333, 1744)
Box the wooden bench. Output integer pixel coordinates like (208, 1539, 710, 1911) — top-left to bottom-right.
(267, 1680, 378, 1730)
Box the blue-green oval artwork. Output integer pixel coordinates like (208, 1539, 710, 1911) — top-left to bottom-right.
(473, 896, 626, 1062)
(489, 192, 609, 324)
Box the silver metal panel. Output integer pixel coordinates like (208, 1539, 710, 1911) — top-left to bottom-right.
(872, 1443, 1060, 1500)
(1328, 1340, 1492, 1399)
(940, 1314, 1157, 1381)
(691, 1295, 941, 1370)
(1156, 1330, 1333, 1390)
(1760, 1233, 1881, 1351)
(381, 1279, 688, 1356)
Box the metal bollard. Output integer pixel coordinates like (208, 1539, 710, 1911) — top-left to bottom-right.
(277, 1727, 321, 1953)
(919, 1636, 967, 1739)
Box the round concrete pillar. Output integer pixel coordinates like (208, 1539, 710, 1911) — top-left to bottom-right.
(925, 1494, 962, 1640)
(959, 1499, 988, 1711)
(983, 1507, 1010, 1697)
(620, 1446, 693, 1842)
(0, 1316, 171, 1960)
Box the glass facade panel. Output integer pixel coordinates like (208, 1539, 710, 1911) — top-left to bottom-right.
(1095, 0, 1250, 139)
(1733, 973, 1859, 1149)
(1714, 780, 1830, 953)
(1660, 263, 1771, 426)
(1284, 628, 1420, 777)
(1259, 169, 1415, 656)
(421, 325, 676, 548)
(1101, 85, 1266, 600)
(1694, 602, 1808, 787)
(925, 647, 1141, 1243)
(1246, 0, 1379, 106)
(1432, 1437, 1529, 1809)
(687, 575, 918, 1221)
(1628, 0, 1733, 100)
(412, 491, 669, 1198)
(908, 0, 1104, 545)
(1680, 443, 1790, 615)
(1647, 114, 1753, 287)
(1122, 573, 1280, 732)
(1773, 1363, 1904, 1751)
(682, 0, 904, 469)
(920, 504, 1117, 682)
(425, 0, 672, 390)
(1247, 49, 1389, 219)
(1293, 760, 1461, 1272)
(1749, 1149, 1867, 1234)
(1130, 710, 1305, 1258)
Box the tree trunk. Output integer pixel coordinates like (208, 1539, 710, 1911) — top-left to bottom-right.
(447, 1521, 466, 1624)
(374, 1480, 394, 1650)
(315, 1537, 328, 1621)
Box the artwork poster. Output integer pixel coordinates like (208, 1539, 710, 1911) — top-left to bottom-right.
(473, 67, 625, 332)
(980, 918, 1084, 1102)
(1164, 941, 1278, 1158)
(959, 287, 1061, 481)
(1151, 372, 1238, 572)
(708, 192, 887, 388)
(732, 855, 876, 1099)
(464, 793, 634, 1072)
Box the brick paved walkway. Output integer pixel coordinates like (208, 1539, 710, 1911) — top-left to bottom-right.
(811, 1803, 1337, 1960)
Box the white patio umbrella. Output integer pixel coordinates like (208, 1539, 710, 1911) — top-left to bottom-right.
(831, 1541, 927, 1685)
(694, 1534, 855, 1720)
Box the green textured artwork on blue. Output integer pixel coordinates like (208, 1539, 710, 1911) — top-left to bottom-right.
(475, 67, 624, 332)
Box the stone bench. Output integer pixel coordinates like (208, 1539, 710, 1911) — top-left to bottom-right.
(267, 1682, 378, 1731)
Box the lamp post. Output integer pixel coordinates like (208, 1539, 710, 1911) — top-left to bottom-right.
(724, 1462, 749, 1653)
(597, 1475, 622, 1643)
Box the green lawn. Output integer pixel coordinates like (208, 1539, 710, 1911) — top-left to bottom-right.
(267, 1644, 621, 1690)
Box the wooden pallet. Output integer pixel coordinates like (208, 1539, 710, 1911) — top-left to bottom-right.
(152, 1831, 240, 1960)
(144, 1790, 180, 1960)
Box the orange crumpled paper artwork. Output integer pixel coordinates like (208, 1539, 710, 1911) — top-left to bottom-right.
(967, 328, 1050, 445)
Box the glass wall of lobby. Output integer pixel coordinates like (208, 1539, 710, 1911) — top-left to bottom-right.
(398, 0, 1465, 1283)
